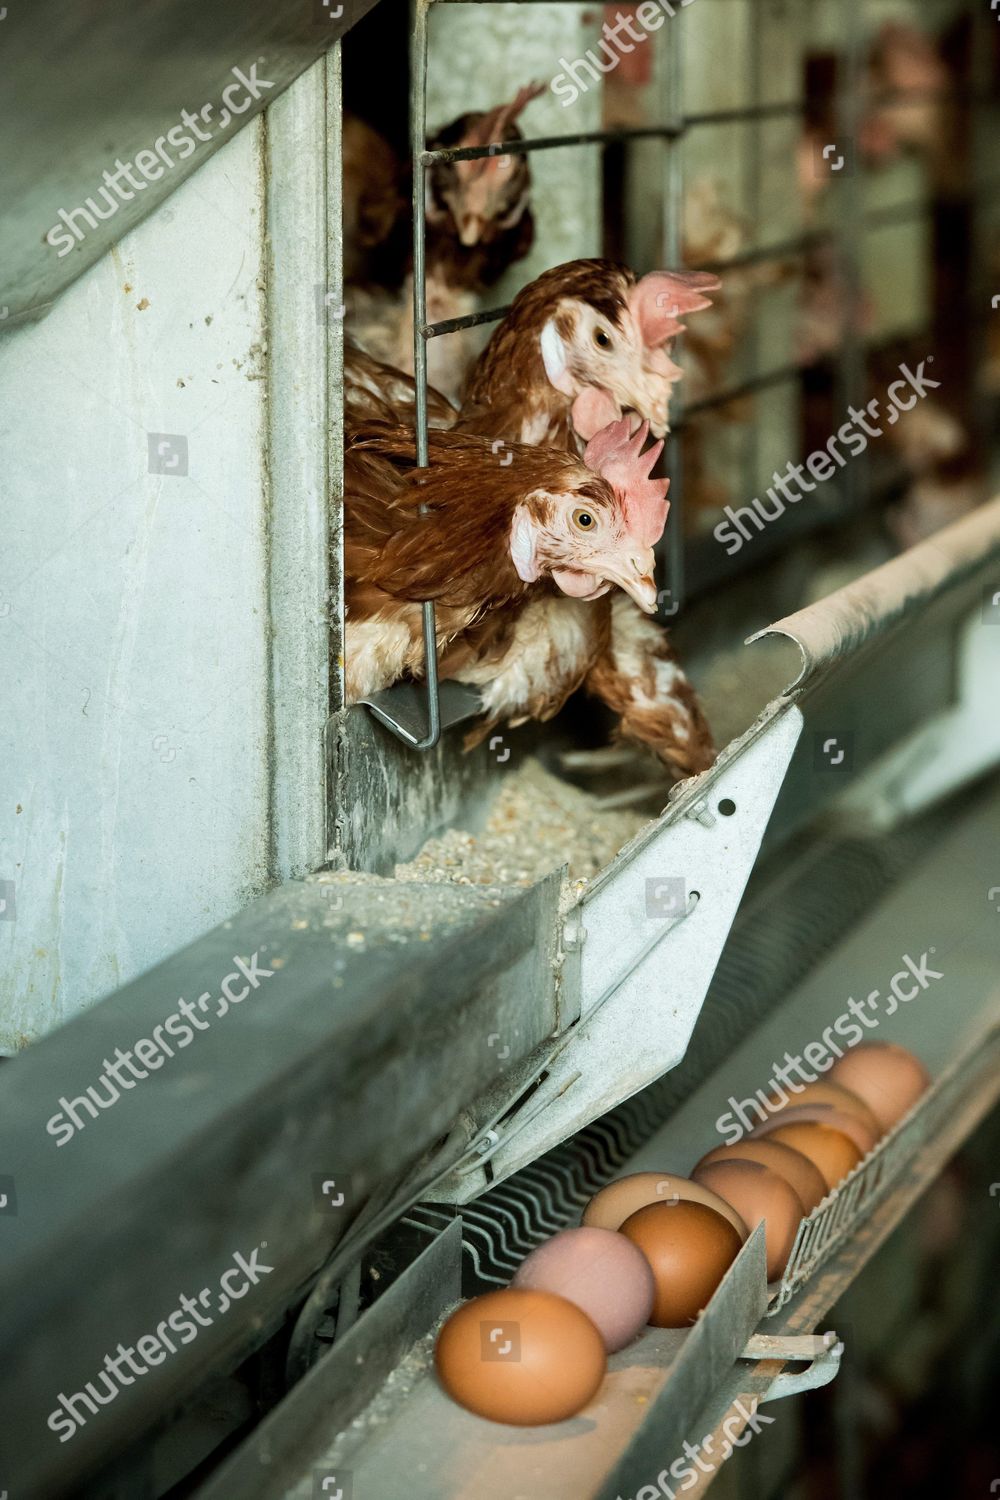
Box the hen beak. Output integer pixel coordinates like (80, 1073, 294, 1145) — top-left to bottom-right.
(458, 214, 484, 247)
(617, 391, 669, 441)
(602, 551, 659, 613)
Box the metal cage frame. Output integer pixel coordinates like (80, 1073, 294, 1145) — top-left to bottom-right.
(352, 0, 997, 749)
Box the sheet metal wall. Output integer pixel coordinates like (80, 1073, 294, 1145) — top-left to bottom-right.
(0, 7, 603, 1039)
(0, 58, 342, 1047)
(0, 118, 271, 1046)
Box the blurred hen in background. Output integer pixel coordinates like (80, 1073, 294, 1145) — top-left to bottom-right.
(344, 85, 543, 402)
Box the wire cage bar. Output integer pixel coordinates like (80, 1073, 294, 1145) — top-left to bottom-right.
(404, 0, 442, 750)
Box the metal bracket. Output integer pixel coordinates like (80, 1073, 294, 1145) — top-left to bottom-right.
(740, 1331, 844, 1402)
(360, 679, 483, 747)
(426, 704, 804, 1201)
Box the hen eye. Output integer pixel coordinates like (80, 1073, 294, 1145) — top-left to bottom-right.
(572, 508, 596, 531)
(593, 328, 612, 350)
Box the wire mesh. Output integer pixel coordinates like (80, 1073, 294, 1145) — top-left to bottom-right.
(381, 0, 997, 747)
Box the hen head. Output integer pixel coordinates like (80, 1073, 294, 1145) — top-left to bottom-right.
(860, 22, 950, 163)
(541, 263, 721, 439)
(427, 84, 544, 249)
(510, 417, 668, 613)
(469, 259, 720, 441)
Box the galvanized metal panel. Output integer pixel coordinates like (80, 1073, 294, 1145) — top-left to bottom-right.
(0, 122, 271, 1046)
(429, 704, 805, 1197)
(0, 0, 378, 325)
(195, 1220, 465, 1500)
(266, 55, 337, 878)
(329, 708, 497, 872)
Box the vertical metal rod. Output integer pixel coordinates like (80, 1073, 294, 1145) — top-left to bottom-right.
(968, 0, 993, 473)
(662, 16, 685, 619)
(407, 0, 442, 750)
(745, 0, 764, 499)
(328, 39, 346, 719)
(837, 0, 867, 512)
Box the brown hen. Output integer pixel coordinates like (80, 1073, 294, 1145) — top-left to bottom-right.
(453, 257, 721, 779)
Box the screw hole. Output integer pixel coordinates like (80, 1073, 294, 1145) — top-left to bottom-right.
(718, 798, 736, 816)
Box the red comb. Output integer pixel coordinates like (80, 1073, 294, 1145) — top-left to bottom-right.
(628, 270, 722, 348)
(583, 417, 670, 547)
(463, 82, 545, 152)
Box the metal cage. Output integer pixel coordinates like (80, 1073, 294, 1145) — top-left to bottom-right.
(345, 0, 999, 750)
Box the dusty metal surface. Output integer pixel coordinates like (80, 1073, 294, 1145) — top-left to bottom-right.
(430, 704, 804, 1198)
(0, 0, 377, 326)
(195, 1220, 465, 1500)
(329, 708, 499, 873)
(0, 873, 561, 1499)
(0, 118, 272, 1049)
(266, 53, 337, 881)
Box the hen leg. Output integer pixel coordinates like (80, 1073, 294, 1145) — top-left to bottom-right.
(585, 593, 715, 780)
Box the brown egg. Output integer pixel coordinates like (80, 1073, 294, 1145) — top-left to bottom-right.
(692, 1160, 803, 1280)
(829, 1042, 931, 1133)
(435, 1288, 605, 1425)
(618, 1200, 743, 1327)
(695, 1140, 827, 1215)
(512, 1227, 655, 1352)
(583, 1171, 748, 1243)
(764, 1121, 862, 1190)
(752, 1102, 879, 1158)
(762, 1080, 882, 1140)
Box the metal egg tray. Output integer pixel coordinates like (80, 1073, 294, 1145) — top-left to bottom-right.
(767, 1014, 1000, 1311)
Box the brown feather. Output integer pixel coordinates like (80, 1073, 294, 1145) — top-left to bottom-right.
(459, 258, 634, 427)
(344, 422, 612, 613)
